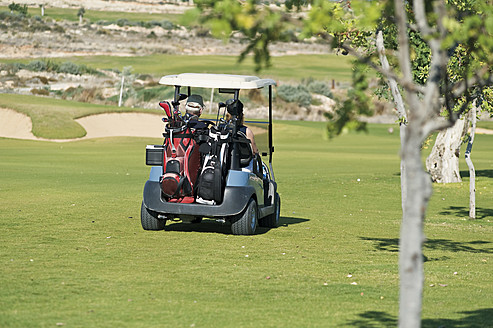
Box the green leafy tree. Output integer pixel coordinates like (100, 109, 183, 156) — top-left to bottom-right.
(196, 1, 493, 327)
(8, 2, 28, 15)
(77, 7, 85, 25)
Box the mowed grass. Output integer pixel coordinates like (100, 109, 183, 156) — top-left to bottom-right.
(1, 119, 492, 327)
(0, 6, 182, 24)
(0, 54, 354, 82)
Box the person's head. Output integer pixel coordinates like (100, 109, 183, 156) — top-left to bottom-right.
(226, 99, 244, 123)
(185, 94, 204, 117)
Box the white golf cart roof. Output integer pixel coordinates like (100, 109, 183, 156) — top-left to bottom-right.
(159, 73, 276, 89)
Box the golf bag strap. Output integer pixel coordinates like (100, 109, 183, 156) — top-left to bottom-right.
(171, 175, 191, 199)
(163, 133, 195, 139)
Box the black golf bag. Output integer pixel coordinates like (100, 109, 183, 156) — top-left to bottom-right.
(195, 127, 230, 205)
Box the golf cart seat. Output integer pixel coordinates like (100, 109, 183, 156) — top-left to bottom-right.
(237, 131, 254, 167)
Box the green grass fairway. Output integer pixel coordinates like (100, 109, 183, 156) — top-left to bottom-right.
(0, 6, 182, 24)
(0, 54, 353, 83)
(1, 121, 492, 327)
(63, 54, 353, 82)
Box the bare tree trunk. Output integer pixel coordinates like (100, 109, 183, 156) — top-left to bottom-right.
(376, 30, 408, 212)
(465, 103, 477, 219)
(426, 117, 467, 183)
(399, 121, 431, 328)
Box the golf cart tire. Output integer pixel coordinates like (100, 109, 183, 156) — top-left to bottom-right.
(231, 198, 258, 235)
(141, 201, 165, 231)
(191, 217, 203, 224)
(259, 193, 281, 228)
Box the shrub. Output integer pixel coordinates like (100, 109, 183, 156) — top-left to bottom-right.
(58, 62, 81, 75)
(27, 60, 47, 72)
(31, 88, 50, 96)
(1, 62, 25, 74)
(116, 18, 137, 27)
(277, 84, 311, 107)
(29, 22, 51, 32)
(160, 20, 175, 30)
(96, 28, 109, 35)
(306, 80, 333, 98)
(53, 25, 65, 33)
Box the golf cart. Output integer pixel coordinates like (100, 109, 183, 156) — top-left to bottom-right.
(141, 73, 280, 235)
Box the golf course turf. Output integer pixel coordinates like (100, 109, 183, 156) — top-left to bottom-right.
(1, 113, 492, 327)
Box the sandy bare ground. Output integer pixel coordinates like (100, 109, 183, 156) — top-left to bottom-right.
(0, 108, 165, 141)
(2, 108, 492, 142)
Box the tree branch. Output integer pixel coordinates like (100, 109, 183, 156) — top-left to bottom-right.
(412, 0, 435, 37)
(422, 117, 454, 138)
(451, 67, 493, 98)
(394, 0, 413, 84)
(376, 30, 407, 121)
(339, 42, 426, 95)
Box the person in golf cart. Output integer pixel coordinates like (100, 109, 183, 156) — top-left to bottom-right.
(226, 98, 258, 155)
(185, 94, 209, 131)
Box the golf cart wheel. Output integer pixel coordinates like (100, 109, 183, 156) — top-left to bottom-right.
(259, 193, 281, 228)
(231, 198, 258, 235)
(141, 201, 165, 231)
(191, 216, 203, 224)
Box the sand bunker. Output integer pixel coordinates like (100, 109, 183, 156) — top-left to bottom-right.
(0, 108, 37, 140)
(0, 108, 165, 142)
(77, 113, 165, 139)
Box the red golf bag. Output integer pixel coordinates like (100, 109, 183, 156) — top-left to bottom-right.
(160, 126, 200, 201)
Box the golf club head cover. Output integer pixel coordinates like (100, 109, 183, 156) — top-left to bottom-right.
(159, 101, 172, 119)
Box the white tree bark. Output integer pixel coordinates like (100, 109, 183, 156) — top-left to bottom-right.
(394, 1, 457, 326)
(465, 103, 477, 219)
(376, 30, 408, 212)
(400, 121, 431, 328)
(426, 117, 467, 183)
(394, 2, 428, 325)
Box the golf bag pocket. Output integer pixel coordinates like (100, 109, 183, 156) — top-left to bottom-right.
(196, 167, 215, 201)
(166, 159, 180, 174)
(161, 172, 191, 199)
(196, 156, 223, 204)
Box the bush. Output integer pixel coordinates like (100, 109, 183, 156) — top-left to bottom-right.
(306, 80, 333, 98)
(53, 25, 65, 33)
(160, 20, 175, 30)
(0, 11, 25, 22)
(1, 62, 25, 74)
(57, 62, 100, 76)
(116, 18, 137, 27)
(277, 84, 311, 107)
(29, 21, 51, 32)
(27, 60, 47, 72)
(58, 62, 81, 75)
(31, 88, 50, 96)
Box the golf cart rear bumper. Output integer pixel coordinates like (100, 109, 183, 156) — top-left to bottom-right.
(143, 180, 254, 217)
